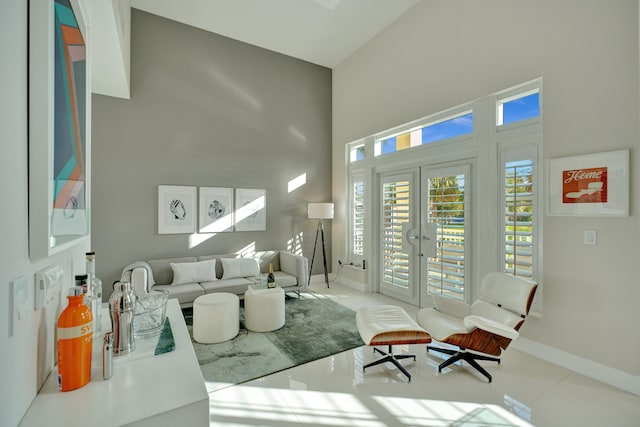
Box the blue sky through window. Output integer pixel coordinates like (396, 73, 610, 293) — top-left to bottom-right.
(502, 93, 540, 125)
(380, 113, 473, 155)
(422, 113, 472, 144)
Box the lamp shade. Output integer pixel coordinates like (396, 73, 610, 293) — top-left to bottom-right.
(308, 203, 334, 220)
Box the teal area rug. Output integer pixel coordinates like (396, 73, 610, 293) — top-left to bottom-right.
(182, 292, 364, 390)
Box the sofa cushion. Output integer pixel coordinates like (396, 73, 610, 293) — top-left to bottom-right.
(201, 278, 253, 295)
(221, 258, 260, 279)
(148, 257, 197, 285)
(170, 259, 217, 286)
(153, 283, 204, 306)
(198, 254, 237, 279)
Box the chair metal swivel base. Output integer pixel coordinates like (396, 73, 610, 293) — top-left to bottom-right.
(363, 345, 417, 382)
(427, 345, 499, 383)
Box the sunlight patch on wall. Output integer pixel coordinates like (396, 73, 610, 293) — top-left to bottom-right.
(236, 242, 256, 258)
(189, 232, 217, 249)
(288, 125, 307, 142)
(287, 232, 304, 255)
(208, 66, 262, 111)
(288, 173, 307, 193)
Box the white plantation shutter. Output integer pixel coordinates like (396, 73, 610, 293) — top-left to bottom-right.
(426, 175, 466, 299)
(381, 179, 410, 289)
(504, 160, 534, 279)
(351, 178, 365, 257)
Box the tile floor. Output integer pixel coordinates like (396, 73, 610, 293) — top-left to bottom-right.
(206, 281, 640, 426)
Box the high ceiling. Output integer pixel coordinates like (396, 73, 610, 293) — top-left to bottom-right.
(129, 0, 419, 68)
(91, 0, 419, 98)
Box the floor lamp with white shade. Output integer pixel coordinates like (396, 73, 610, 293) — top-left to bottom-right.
(308, 202, 333, 288)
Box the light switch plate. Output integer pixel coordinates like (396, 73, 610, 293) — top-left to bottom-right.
(9, 275, 28, 337)
(584, 230, 597, 245)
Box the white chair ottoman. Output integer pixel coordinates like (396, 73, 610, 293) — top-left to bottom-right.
(244, 286, 285, 332)
(193, 293, 239, 343)
(356, 305, 431, 382)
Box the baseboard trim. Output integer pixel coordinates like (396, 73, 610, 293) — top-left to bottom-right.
(512, 337, 640, 396)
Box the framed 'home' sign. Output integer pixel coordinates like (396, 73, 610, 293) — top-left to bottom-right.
(548, 150, 629, 217)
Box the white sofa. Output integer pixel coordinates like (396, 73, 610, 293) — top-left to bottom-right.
(121, 250, 309, 308)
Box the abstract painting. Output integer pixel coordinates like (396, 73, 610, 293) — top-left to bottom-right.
(235, 188, 266, 231)
(29, 0, 90, 257)
(199, 187, 234, 233)
(158, 185, 196, 234)
(50, 0, 88, 239)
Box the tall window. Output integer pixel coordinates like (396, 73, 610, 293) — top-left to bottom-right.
(503, 159, 534, 279)
(350, 174, 365, 257)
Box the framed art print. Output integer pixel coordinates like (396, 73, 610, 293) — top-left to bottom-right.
(199, 187, 233, 233)
(29, 0, 91, 257)
(234, 188, 266, 231)
(548, 150, 629, 217)
(158, 185, 197, 234)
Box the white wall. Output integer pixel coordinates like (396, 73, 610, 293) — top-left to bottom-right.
(333, 0, 640, 386)
(0, 1, 90, 425)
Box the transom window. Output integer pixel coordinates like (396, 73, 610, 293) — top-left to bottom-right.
(497, 90, 540, 126)
(374, 111, 473, 156)
(350, 144, 365, 162)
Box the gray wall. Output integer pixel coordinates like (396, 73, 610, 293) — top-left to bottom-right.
(92, 10, 332, 292)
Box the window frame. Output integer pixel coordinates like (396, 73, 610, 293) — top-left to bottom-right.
(373, 108, 474, 157)
(498, 135, 542, 312)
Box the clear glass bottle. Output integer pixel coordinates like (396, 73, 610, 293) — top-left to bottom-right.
(86, 252, 103, 335)
(76, 274, 89, 307)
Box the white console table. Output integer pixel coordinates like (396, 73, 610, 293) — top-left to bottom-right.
(20, 299, 209, 426)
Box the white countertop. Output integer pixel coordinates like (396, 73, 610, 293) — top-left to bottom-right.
(20, 299, 209, 427)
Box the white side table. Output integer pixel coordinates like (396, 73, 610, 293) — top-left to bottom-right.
(244, 285, 285, 332)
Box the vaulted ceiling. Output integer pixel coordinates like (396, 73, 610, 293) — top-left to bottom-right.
(90, 0, 419, 98)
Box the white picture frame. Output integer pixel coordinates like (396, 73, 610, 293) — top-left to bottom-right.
(199, 187, 234, 233)
(548, 149, 629, 217)
(28, 0, 91, 258)
(158, 185, 197, 234)
(234, 188, 266, 231)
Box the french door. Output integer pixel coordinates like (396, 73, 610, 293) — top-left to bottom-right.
(379, 165, 470, 306)
(421, 165, 470, 304)
(379, 171, 419, 303)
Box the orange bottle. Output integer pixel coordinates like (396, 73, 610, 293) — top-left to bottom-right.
(57, 285, 93, 391)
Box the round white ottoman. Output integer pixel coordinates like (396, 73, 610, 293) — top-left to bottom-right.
(244, 286, 285, 332)
(193, 293, 239, 343)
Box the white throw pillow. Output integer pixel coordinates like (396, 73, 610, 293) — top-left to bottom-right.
(170, 259, 217, 285)
(221, 258, 260, 279)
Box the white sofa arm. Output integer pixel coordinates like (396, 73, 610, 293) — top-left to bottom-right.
(121, 261, 154, 298)
(463, 315, 520, 340)
(280, 251, 309, 290)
